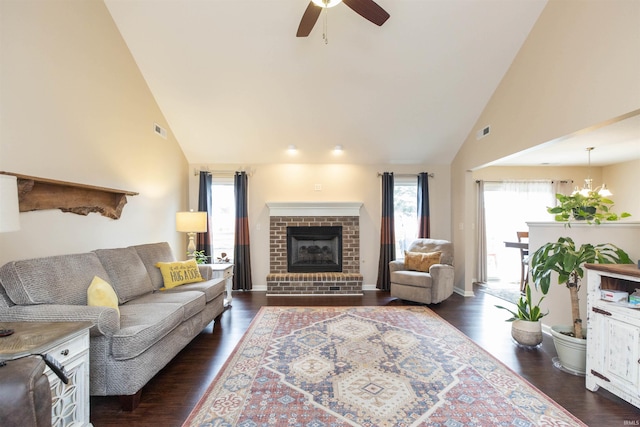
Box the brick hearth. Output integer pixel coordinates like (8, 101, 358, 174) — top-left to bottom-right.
(265, 273, 363, 295)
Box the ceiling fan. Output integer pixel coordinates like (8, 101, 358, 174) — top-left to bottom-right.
(296, 0, 390, 37)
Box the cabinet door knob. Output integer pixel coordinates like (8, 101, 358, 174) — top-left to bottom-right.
(60, 349, 69, 356)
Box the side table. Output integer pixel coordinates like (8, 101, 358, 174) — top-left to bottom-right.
(0, 321, 92, 427)
(208, 263, 234, 306)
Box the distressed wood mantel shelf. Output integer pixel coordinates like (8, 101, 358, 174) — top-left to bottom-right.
(0, 171, 138, 219)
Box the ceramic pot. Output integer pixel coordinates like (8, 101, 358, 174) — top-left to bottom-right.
(550, 325, 586, 375)
(511, 319, 543, 347)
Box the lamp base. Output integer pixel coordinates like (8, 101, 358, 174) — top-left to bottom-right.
(187, 232, 197, 259)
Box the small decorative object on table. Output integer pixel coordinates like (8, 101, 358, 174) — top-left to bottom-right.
(216, 252, 230, 263)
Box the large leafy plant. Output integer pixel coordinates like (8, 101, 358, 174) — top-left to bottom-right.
(548, 191, 630, 225)
(530, 236, 632, 339)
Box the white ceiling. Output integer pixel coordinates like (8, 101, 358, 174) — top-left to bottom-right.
(488, 111, 640, 167)
(105, 0, 552, 166)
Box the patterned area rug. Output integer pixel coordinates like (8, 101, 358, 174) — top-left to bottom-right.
(183, 307, 585, 427)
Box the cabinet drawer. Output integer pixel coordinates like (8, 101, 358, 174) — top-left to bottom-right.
(46, 332, 89, 363)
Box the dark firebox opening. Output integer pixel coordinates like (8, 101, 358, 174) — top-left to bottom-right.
(287, 226, 342, 273)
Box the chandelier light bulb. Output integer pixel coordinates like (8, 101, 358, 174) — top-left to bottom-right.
(574, 147, 613, 197)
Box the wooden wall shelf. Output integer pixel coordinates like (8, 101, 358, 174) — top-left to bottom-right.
(0, 172, 138, 220)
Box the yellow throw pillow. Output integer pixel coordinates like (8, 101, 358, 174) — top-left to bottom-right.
(404, 251, 442, 272)
(87, 276, 120, 315)
(155, 259, 204, 289)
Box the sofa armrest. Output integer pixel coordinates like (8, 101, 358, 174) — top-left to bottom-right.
(0, 304, 120, 337)
(198, 264, 213, 280)
(389, 260, 406, 273)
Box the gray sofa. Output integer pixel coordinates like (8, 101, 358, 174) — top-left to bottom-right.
(0, 242, 225, 410)
(389, 239, 455, 304)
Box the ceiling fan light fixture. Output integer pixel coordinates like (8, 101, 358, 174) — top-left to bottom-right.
(311, 0, 342, 8)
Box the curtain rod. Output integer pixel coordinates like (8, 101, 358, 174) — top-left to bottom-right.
(193, 168, 252, 177)
(377, 172, 434, 178)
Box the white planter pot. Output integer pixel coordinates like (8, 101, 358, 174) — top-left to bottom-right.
(511, 319, 543, 347)
(550, 325, 587, 375)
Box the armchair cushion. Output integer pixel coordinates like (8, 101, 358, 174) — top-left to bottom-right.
(404, 250, 441, 272)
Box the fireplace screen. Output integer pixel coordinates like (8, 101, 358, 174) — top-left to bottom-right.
(287, 226, 342, 273)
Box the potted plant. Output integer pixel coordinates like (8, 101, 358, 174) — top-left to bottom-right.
(547, 191, 631, 224)
(192, 250, 211, 264)
(530, 236, 632, 374)
(496, 282, 548, 347)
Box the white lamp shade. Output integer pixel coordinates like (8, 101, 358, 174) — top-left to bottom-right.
(176, 211, 207, 233)
(0, 175, 20, 233)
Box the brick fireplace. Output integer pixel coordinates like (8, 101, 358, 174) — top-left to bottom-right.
(266, 202, 363, 295)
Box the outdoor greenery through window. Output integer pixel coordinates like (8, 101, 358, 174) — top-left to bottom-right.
(211, 177, 235, 262)
(394, 177, 418, 256)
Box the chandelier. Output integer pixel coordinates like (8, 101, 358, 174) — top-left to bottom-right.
(573, 147, 612, 197)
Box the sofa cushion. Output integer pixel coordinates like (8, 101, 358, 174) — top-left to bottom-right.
(131, 242, 175, 290)
(0, 253, 109, 305)
(155, 260, 204, 289)
(94, 248, 154, 304)
(163, 278, 225, 303)
(111, 303, 184, 360)
(126, 290, 205, 321)
(390, 270, 433, 288)
(87, 276, 120, 316)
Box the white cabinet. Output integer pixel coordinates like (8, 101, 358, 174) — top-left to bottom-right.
(586, 264, 640, 409)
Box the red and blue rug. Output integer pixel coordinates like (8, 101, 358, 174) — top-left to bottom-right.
(183, 306, 585, 426)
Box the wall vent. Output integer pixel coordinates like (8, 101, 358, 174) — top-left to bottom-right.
(476, 125, 490, 140)
(154, 123, 167, 139)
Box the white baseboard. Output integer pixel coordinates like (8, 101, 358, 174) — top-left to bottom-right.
(454, 286, 475, 297)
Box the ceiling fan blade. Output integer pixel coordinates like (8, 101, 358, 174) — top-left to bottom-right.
(296, 2, 322, 37)
(343, 0, 390, 26)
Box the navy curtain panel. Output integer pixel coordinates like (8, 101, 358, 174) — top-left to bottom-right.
(233, 171, 253, 290)
(417, 172, 431, 238)
(196, 171, 213, 260)
(376, 172, 395, 291)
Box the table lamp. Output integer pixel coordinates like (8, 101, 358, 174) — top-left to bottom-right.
(0, 174, 21, 232)
(176, 211, 207, 258)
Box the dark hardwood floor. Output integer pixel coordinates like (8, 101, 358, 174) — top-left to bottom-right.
(90, 287, 640, 426)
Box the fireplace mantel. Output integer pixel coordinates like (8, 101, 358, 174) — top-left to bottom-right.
(266, 202, 362, 217)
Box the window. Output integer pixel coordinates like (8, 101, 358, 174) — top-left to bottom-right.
(394, 177, 418, 256)
(210, 177, 235, 261)
(483, 181, 554, 282)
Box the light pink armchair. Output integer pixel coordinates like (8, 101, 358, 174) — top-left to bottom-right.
(389, 239, 455, 304)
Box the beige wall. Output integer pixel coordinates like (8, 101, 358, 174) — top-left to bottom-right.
(603, 159, 640, 216)
(189, 163, 452, 289)
(0, 0, 189, 265)
(452, 0, 640, 294)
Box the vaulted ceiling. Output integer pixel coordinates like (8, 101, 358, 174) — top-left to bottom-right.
(105, 0, 552, 166)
